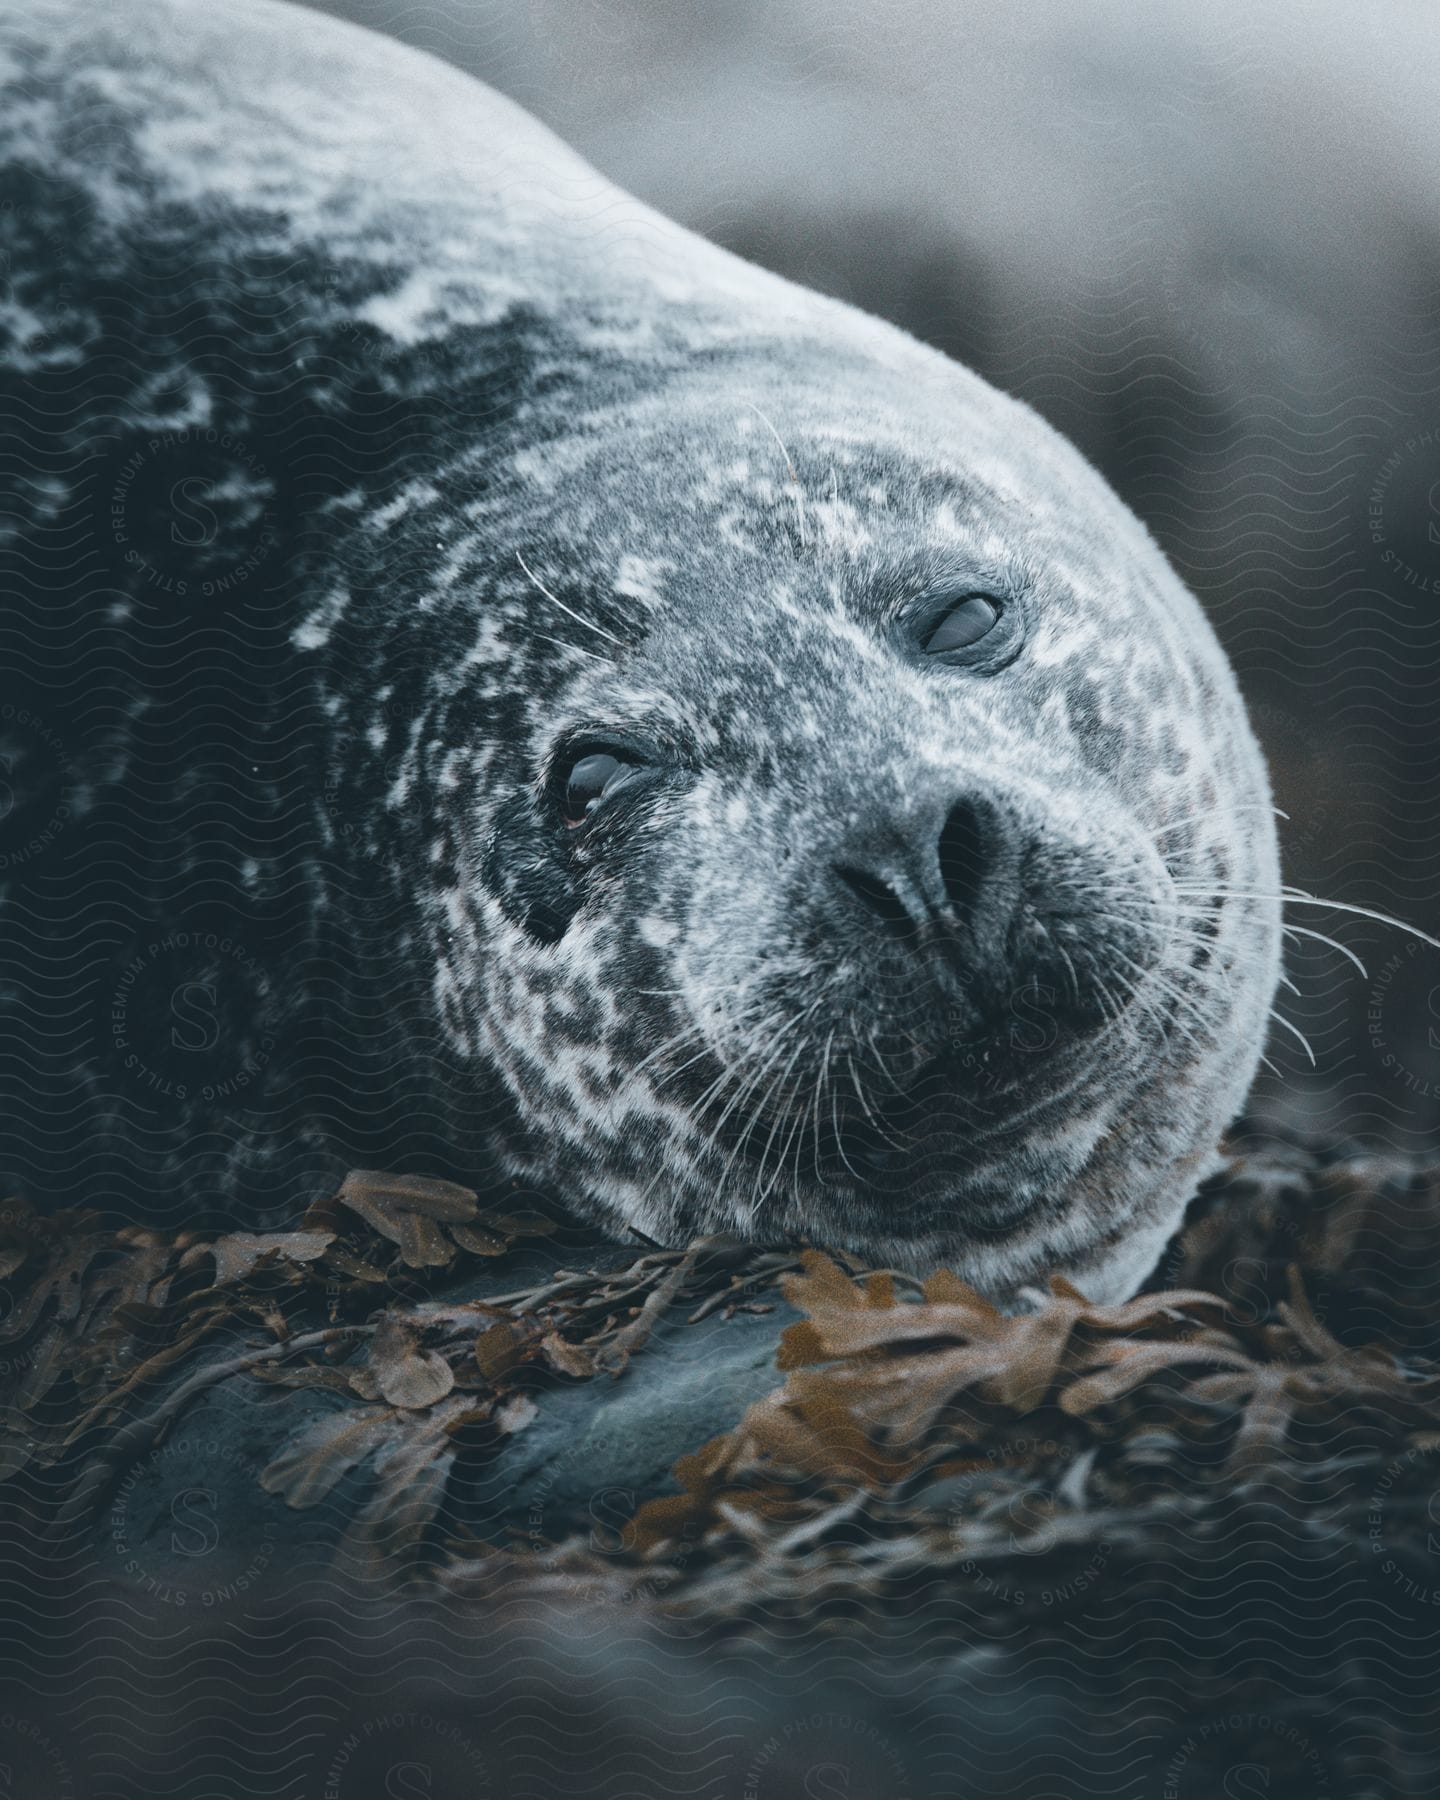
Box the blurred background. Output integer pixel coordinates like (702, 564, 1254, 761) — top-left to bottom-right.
(303, 0, 1440, 1153)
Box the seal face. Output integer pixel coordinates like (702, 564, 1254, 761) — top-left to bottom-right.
(0, 0, 1281, 1300)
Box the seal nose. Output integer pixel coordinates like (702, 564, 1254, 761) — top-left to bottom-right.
(832, 795, 1016, 968)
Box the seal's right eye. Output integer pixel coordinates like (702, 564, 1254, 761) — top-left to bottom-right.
(561, 751, 640, 828)
(922, 594, 1001, 654)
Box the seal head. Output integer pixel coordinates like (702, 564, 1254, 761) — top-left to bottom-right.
(418, 354, 1281, 1303)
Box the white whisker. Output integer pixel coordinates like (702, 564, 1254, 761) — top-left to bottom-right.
(1269, 1008, 1317, 1066)
(742, 402, 808, 548)
(517, 550, 626, 648)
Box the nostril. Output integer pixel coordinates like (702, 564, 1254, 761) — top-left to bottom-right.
(937, 797, 991, 921)
(833, 862, 921, 944)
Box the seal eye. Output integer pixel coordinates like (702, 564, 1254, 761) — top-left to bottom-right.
(922, 594, 1001, 655)
(562, 751, 638, 828)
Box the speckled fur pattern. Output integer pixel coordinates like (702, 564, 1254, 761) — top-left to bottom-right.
(0, 0, 1281, 1300)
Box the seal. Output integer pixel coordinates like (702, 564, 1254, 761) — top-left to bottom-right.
(0, 0, 1282, 1301)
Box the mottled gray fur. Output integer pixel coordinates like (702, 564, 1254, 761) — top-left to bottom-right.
(0, 0, 1280, 1299)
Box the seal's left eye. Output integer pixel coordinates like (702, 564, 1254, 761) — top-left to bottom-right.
(562, 751, 639, 827)
(922, 594, 1000, 654)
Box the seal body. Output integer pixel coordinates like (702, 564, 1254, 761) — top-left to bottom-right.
(0, 0, 1281, 1300)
